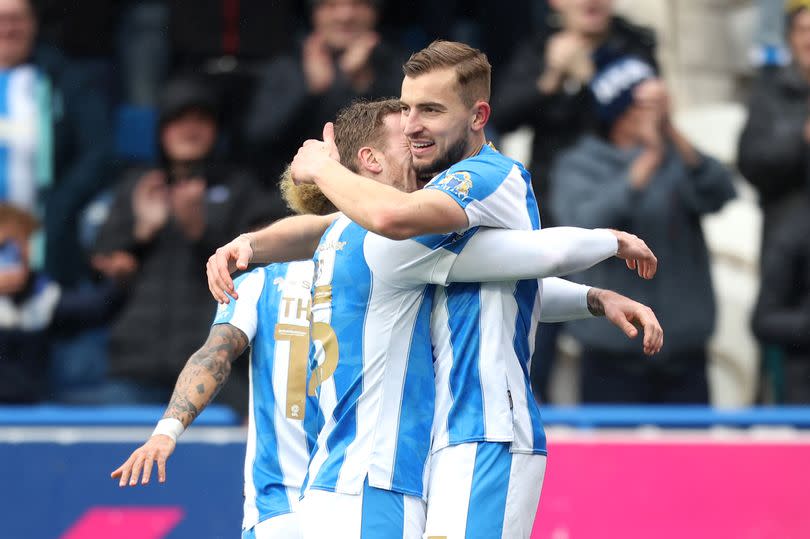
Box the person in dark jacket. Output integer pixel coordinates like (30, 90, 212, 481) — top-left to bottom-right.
(244, 0, 405, 183)
(551, 57, 736, 404)
(738, 1, 810, 246)
(751, 194, 810, 403)
(492, 0, 656, 402)
(493, 0, 656, 227)
(0, 0, 111, 287)
(91, 76, 283, 411)
(0, 203, 121, 402)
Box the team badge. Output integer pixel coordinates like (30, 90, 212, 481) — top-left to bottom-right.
(437, 171, 473, 198)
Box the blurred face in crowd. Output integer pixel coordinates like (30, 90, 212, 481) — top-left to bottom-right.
(161, 109, 218, 163)
(551, 0, 613, 37)
(789, 9, 810, 74)
(0, 0, 35, 69)
(612, 78, 669, 142)
(400, 68, 480, 180)
(312, 0, 377, 51)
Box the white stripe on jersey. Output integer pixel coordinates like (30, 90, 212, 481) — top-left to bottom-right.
(430, 287, 454, 453)
(244, 358, 260, 528)
(463, 164, 533, 230)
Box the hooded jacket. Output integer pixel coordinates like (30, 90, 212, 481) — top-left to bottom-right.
(550, 135, 735, 352)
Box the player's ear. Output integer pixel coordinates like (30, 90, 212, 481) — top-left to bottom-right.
(471, 101, 491, 132)
(358, 146, 382, 174)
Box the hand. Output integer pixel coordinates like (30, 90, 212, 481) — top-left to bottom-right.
(545, 31, 593, 80)
(170, 178, 206, 240)
(303, 32, 335, 94)
(291, 122, 340, 185)
(339, 32, 379, 91)
(588, 288, 664, 356)
(207, 234, 253, 303)
(607, 230, 657, 279)
(111, 434, 176, 487)
(132, 171, 170, 242)
(91, 250, 138, 281)
(0, 267, 27, 295)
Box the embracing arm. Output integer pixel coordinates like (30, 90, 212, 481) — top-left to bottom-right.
(111, 324, 249, 486)
(309, 159, 468, 240)
(207, 213, 337, 303)
(446, 227, 657, 283)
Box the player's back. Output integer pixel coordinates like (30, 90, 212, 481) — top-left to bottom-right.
(213, 260, 316, 530)
(426, 144, 547, 455)
(304, 215, 453, 500)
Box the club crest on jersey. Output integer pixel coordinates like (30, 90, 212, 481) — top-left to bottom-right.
(437, 171, 473, 198)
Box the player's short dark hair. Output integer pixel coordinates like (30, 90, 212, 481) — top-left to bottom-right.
(333, 98, 402, 174)
(403, 40, 491, 107)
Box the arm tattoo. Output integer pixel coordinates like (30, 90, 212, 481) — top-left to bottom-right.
(587, 288, 605, 317)
(163, 324, 249, 426)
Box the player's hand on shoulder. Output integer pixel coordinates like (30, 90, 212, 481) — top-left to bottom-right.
(608, 229, 658, 279)
(207, 234, 253, 304)
(111, 434, 176, 487)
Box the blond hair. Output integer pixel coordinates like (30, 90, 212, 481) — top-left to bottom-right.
(403, 40, 491, 106)
(279, 165, 337, 216)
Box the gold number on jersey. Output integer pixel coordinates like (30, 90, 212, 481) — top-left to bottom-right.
(308, 322, 339, 396)
(274, 323, 310, 419)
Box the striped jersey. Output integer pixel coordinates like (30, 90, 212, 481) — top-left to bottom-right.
(212, 260, 317, 530)
(302, 216, 469, 500)
(426, 143, 548, 455)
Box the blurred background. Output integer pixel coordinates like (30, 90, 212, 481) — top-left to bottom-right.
(0, 0, 808, 537)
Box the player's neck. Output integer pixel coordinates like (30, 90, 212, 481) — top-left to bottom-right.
(462, 134, 487, 160)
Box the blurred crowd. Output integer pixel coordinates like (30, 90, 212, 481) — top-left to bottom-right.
(0, 0, 806, 414)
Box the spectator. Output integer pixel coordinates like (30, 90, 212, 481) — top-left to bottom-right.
(752, 194, 810, 404)
(91, 76, 283, 411)
(493, 0, 656, 226)
(244, 0, 405, 182)
(0, 0, 111, 286)
(738, 0, 810, 246)
(0, 204, 119, 402)
(551, 57, 735, 404)
(492, 0, 656, 401)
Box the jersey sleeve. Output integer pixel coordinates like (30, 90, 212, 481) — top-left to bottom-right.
(424, 150, 533, 230)
(211, 268, 266, 342)
(363, 229, 475, 288)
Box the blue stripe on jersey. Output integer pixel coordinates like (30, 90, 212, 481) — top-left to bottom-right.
(390, 285, 434, 493)
(240, 527, 256, 539)
(411, 227, 477, 254)
(446, 283, 485, 442)
(466, 442, 512, 538)
(0, 72, 10, 201)
(513, 278, 547, 451)
(425, 145, 513, 208)
(250, 266, 292, 520)
(360, 477, 405, 538)
(310, 224, 371, 490)
(522, 165, 541, 230)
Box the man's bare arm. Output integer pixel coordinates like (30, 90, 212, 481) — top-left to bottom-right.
(163, 324, 249, 426)
(111, 324, 249, 487)
(207, 213, 337, 303)
(308, 158, 468, 240)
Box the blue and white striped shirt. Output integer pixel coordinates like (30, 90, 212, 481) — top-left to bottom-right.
(212, 260, 317, 530)
(426, 144, 548, 455)
(302, 216, 468, 500)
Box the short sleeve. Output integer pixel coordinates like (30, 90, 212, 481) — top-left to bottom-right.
(363, 229, 476, 288)
(212, 268, 266, 341)
(424, 147, 536, 230)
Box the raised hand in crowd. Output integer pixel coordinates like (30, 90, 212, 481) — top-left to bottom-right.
(132, 171, 170, 243)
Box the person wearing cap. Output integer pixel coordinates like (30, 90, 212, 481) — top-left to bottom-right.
(243, 0, 404, 183)
(89, 75, 283, 411)
(739, 0, 810, 248)
(550, 57, 736, 404)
